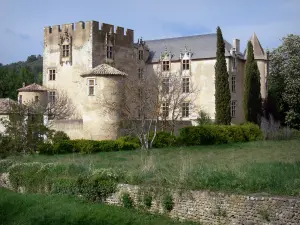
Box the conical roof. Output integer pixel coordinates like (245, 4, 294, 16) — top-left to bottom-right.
(81, 64, 127, 77)
(244, 33, 266, 60)
(17, 83, 48, 92)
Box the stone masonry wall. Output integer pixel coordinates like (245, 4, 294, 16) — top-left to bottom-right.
(1, 172, 299, 225)
(106, 184, 300, 225)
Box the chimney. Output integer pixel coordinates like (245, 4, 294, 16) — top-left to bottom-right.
(232, 39, 240, 53)
(22, 82, 25, 87)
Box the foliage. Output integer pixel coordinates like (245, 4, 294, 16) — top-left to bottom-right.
(0, 55, 42, 100)
(196, 110, 213, 125)
(0, 188, 198, 225)
(267, 34, 300, 129)
(243, 41, 262, 124)
(51, 131, 70, 143)
(179, 124, 262, 146)
(152, 131, 178, 148)
(121, 192, 134, 208)
(143, 194, 153, 209)
(163, 193, 174, 212)
(215, 26, 231, 125)
(37, 142, 54, 155)
(53, 141, 74, 154)
(118, 135, 141, 147)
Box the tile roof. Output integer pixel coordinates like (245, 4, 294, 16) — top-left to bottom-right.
(0, 98, 16, 114)
(145, 33, 233, 63)
(17, 83, 48, 92)
(81, 64, 127, 77)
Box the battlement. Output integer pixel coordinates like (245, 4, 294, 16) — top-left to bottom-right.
(44, 20, 134, 46)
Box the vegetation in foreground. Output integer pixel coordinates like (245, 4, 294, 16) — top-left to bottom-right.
(0, 188, 198, 225)
(2, 139, 300, 196)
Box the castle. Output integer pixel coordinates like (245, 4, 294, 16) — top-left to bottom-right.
(3, 20, 268, 140)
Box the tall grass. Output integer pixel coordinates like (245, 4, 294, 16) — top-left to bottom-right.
(0, 188, 198, 225)
(3, 140, 300, 196)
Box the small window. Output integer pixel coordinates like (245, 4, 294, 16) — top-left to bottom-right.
(138, 88, 142, 99)
(231, 100, 237, 118)
(107, 46, 113, 59)
(182, 78, 190, 93)
(182, 102, 189, 118)
(232, 76, 236, 93)
(232, 57, 237, 70)
(49, 69, 56, 81)
(162, 102, 169, 118)
(49, 91, 56, 104)
(162, 78, 169, 94)
(62, 45, 70, 57)
(88, 79, 95, 96)
(138, 50, 144, 60)
(35, 96, 39, 103)
(138, 68, 144, 79)
(18, 95, 22, 104)
(182, 60, 190, 70)
(162, 61, 170, 71)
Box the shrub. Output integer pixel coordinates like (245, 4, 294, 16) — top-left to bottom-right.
(51, 131, 70, 143)
(117, 136, 141, 147)
(197, 110, 213, 125)
(179, 124, 263, 146)
(162, 193, 174, 212)
(152, 131, 177, 148)
(121, 192, 134, 208)
(116, 140, 140, 151)
(143, 194, 152, 209)
(37, 142, 54, 155)
(53, 141, 74, 154)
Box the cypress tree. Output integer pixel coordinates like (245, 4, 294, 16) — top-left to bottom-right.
(215, 26, 231, 124)
(243, 41, 261, 124)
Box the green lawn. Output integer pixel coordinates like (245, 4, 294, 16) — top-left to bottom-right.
(3, 139, 300, 196)
(0, 188, 198, 225)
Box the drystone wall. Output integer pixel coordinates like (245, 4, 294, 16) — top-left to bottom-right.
(1, 173, 299, 225)
(106, 184, 300, 225)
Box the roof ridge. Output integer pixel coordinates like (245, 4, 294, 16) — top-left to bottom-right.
(144, 33, 217, 43)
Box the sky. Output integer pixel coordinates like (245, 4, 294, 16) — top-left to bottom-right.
(0, 0, 299, 64)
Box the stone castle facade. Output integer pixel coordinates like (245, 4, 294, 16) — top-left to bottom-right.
(13, 20, 268, 140)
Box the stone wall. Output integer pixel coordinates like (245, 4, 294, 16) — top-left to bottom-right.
(106, 184, 300, 225)
(1, 172, 299, 225)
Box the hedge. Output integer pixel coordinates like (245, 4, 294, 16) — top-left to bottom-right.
(38, 139, 139, 155)
(179, 123, 263, 146)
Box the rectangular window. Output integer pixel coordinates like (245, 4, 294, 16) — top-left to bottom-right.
(162, 78, 169, 94)
(231, 100, 237, 118)
(182, 60, 190, 70)
(182, 102, 189, 118)
(18, 95, 22, 104)
(182, 78, 190, 93)
(138, 50, 143, 60)
(138, 88, 142, 99)
(162, 61, 170, 71)
(62, 45, 70, 57)
(107, 46, 113, 59)
(35, 96, 39, 103)
(232, 57, 237, 70)
(49, 69, 56, 81)
(49, 91, 56, 104)
(138, 68, 144, 79)
(232, 76, 236, 93)
(88, 79, 95, 96)
(162, 102, 169, 118)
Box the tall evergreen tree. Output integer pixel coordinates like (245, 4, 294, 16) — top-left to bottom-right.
(243, 41, 261, 124)
(215, 26, 231, 124)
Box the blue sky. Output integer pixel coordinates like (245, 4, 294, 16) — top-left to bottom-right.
(1, 0, 299, 64)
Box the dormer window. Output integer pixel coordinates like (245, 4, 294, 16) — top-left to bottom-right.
(182, 60, 190, 70)
(138, 50, 144, 60)
(62, 45, 70, 57)
(232, 57, 237, 70)
(107, 46, 113, 59)
(162, 61, 170, 71)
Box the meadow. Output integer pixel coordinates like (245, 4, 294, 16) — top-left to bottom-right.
(3, 139, 300, 196)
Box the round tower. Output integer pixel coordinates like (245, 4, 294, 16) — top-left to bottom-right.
(17, 83, 48, 107)
(80, 64, 127, 140)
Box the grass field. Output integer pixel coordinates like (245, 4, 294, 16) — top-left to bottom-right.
(3, 139, 300, 196)
(0, 188, 198, 225)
